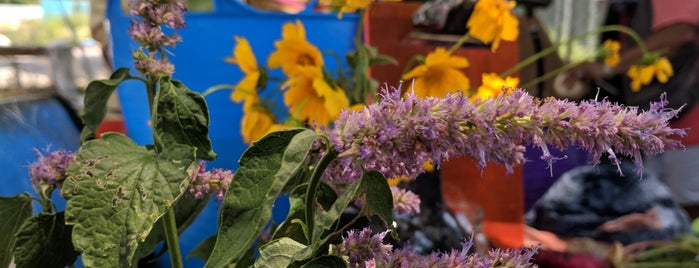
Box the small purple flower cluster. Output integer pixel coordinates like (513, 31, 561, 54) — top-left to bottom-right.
(338, 228, 539, 268)
(187, 161, 234, 202)
(390, 186, 421, 215)
(323, 85, 685, 183)
(128, 0, 186, 77)
(336, 228, 393, 268)
(28, 148, 76, 193)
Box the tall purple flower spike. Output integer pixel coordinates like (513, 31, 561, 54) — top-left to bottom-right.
(323, 85, 685, 183)
(127, 0, 186, 77)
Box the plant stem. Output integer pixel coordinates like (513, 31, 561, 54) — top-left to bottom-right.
(145, 75, 184, 268)
(500, 24, 647, 78)
(304, 141, 337, 242)
(519, 57, 594, 89)
(448, 33, 471, 54)
(163, 208, 184, 268)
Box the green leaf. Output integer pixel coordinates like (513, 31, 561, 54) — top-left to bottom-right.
(313, 179, 363, 243)
(135, 194, 212, 262)
(0, 193, 32, 267)
(80, 68, 134, 142)
(187, 235, 216, 261)
(360, 170, 394, 228)
(204, 129, 316, 268)
(273, 183, 337, 244)
(370, 55, 398, 66)
(254, 238, 306, 268)
(13, 212, 79, 268)
(63, 133, 196, 268)
(154, 77, 216, 160)
(300, 255, 347, 268)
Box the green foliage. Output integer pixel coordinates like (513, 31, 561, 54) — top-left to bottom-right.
(135, 194, 212, 262)
(0, 193, 32, 267)
(63, 133, 197, 268)
(12, 212, 79, 268)
(255, 238, 307, 268)
(204, 129, 317, 268)
(154, 78, 216, 160)
(80, 68, 136, 142)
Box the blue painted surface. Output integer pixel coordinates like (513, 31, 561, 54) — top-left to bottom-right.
(107, 0, 358, 266)
(0, 96, 80, 214)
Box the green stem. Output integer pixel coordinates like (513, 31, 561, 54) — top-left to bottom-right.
(163, 208, 184, 268)
(145, 74, 184, 267)
(304, 140, 337, 242)
(500, 24, 648, 78)
(519, 57, 594, 89)
(448, 33, 471, 54)
(201, 84, 236, 97)
(401, 55, 423, 78)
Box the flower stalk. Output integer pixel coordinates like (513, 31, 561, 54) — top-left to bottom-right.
(500, 24, 648, 78)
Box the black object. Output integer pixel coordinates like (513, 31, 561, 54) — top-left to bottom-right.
(526, 161, 692, 245)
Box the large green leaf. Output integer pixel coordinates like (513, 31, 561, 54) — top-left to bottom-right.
(360, 170, 394, 228)
(154, 78, 216, 160)
(63, 133, 196, 268)
(80, 68, 134, 142)
(204, 129, 316, 268)
(254, 238, 306, 268)
(0, 193, 32, 267)
(13, 212, 79, 268)
(134, 194, 212, 262)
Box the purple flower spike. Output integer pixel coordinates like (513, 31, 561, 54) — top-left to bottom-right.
(322, 85, 685, 183)
(28, 148, 76, 194)
(338, 228, 393, 268)
(390, 186, 421, 215)
(187, 161, 234, 202)
(128, 0, 186, 77)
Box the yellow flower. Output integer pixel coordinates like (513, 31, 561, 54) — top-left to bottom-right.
(387, 175, 411, 186)
(600, 39, 621, 67)
(283, 66, 350, 126)
(268, 20, 324, 76)
(336, 0, 372, 18)
(626, 56, 673, 92)
(240, 97, 275, 144)
(466, 0, 519, 52)
(225, 36, 261, 103)
(472, 73, 519, 100)
(401, 48, 470, 98)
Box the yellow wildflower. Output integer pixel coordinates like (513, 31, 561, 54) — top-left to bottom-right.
(240, 97, 275, 144)
(466, 0, 519, 52)
(423, 160, 434, 172)
(283, 66, 350, 126)
(336, 0, 372, 18)
(627, 55, 673, 92)
(402, 47, 470, 98)
(268, 20, 324, 76)
(225, 36, 260, 103)
(600, 39, 621, 67)
(472, 73, 519, 100)
(387, 175, 411, 187)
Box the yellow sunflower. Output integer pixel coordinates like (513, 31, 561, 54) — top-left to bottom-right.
(283, 65, 350, 126)
(466, 0, 519, 52)
(472, 73, 519, 100)
(600, 39, 621, 67)
(627, 55, 673, 92)
(268, 20, 324, 76)
(402, 47, 470, 98)
(240, 97, 276, 144)
(225, 36, 260, 103)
